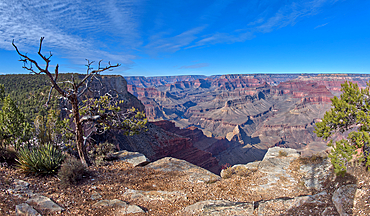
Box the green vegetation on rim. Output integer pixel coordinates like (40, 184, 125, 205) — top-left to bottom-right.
(314, 81, 370, 176)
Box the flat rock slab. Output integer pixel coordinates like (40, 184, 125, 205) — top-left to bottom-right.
(27, 195, 64, 213)
(123, 189, 187, 201)
(256, 191, 328, 215)
(299, 158, 332, 191)
(15, 203, 41, 216)
(180, 200, 254, 216)
(257, 196, 310, 215)
(258, 147, 300, 174)
(113, 150, 150, 167)
(146, 157, 220, 183)
(253, 147, 299, 191)
(93, 199, 145, 214)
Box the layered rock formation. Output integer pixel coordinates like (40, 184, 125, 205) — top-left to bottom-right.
(125, 74, 370, 166)
(88, 75, 223, 174)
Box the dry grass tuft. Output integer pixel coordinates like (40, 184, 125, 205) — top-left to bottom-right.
(222, 166, 255, 179)
(299, 153, 326, 165)
(278, 150, 288, 157)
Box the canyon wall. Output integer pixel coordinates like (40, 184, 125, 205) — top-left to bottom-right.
(125, 74, 370, 166)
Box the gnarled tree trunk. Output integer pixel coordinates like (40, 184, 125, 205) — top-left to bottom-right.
(70, 95, 89, 166)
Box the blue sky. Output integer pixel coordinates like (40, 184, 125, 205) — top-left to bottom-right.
(0, 0, 369, 76)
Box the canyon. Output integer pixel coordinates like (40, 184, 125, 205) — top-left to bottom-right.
(125, 74, 370, 166)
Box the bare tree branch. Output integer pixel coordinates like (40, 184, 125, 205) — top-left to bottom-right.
(12, 39, 67, 98)
(76, 60, 120, 90)
(45, 86, 54, 107)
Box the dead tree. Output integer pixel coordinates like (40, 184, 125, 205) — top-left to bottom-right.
(12, 37, 146, 166)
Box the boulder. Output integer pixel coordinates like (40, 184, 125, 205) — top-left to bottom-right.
(27, 195, 64, 213)
(146, 157, 220, 183)
(112, 150, 150, 167)
(15, 203, 41, 216)
(332, 184, 356, 216)
(180, 200, 254, 215)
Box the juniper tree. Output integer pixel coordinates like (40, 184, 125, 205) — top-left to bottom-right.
(12, 38, 147, 166)
(314, 81, 370, 175)
(0, 84, 32, 149)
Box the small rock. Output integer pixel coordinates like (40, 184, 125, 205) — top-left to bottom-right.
(93, 200, 111, 207)
(332, 184, 356, 216)
(180, 200, 254, 215)
(354, 188, 366, 206)
(27, 195, 64, 213)
(91, 192, 102, 200)
(112, 150, 150, 167)
(93, 199, 128, 207)
(13, 179, 30, 191)
(109, 199, 128, 207)
(116, 205, 146, 215)
(15, 203, 41, 216)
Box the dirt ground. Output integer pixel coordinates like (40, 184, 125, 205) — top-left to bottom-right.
(1, 159, 369, 216)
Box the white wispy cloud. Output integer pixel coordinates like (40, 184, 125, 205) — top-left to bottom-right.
(315, 23, 329, 29)
(0, 0, 342, 69)
(144, 26, 206, 54)
(186, 0, 340, 48)
(0, 0, 142, 69)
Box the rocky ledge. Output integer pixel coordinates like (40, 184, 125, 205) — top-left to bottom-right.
(3, 147, 369, 215)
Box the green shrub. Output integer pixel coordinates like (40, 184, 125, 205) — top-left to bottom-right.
(88, 141, 117, 166)
(58, 157, 88, 185)
(16, 143, 65, 175)
(314, 81, 370, 175)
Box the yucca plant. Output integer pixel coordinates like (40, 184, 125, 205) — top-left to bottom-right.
(16, 143, 65, 175)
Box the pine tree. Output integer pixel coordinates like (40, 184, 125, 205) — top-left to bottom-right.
(0, 84, 31, 149)
(314, 81, 370, 175)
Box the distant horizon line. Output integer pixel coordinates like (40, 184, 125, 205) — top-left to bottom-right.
(1, 72, 370, 78)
